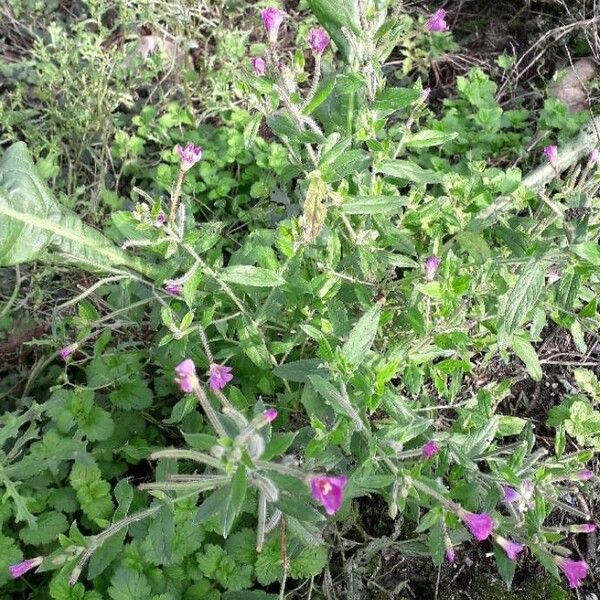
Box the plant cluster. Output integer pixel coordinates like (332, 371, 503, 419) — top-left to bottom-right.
(1, 1, 599, 598)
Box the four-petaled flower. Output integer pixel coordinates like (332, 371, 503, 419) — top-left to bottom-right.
(422, 440, 439, 459)
(9, 557, 43, 579)
(175, 359, 198, 393)
(459, 510, 495, 541)
(252, 57, 266, 75)
(310, 475, 348, 515)
(556, 557, 589, 589)
(308, 27, 330, 54)
(176, 143, 203, 172)
(426, 9, 449, 32)
(543, 145, 558, 164)
(424, 255, 441, 281)
(208, 363, 234, 392)
(261, 7, 286, 43)
(495, 535, 524, 560)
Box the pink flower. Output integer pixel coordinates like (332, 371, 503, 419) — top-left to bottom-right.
(424, 255, 441, 281)
(310, 475, 348, 515)
(154, 212, 167, 228)
(543, 145, 558, 164)
(426, 9, 449, 32)
(176, 143, 203, 172)
(573, 469, 594, 481)
(495, 535, 524, 560)
(264, 408, 278, 423)
(556, 557, 588, 589)
(58, 344, 76, 360)
(261, 7, 286, 43)
(502, 485, 520, 504)
(571, 523, 597, 533)
(208, 363, 233, 392)
(547, 266, 561, 284)
(9, 557, 43, 579)
(175, 359, 198, 393)
(446, 546, 456, 563)
(164, 282, 183, 296)
(252, 57, 266, 75)
(422, 87, 431, 102)
(590, 149, 600, 164)
(308, 27, 330, 54)
(459, 510, 495, 541)
(422, 440, 439, 459)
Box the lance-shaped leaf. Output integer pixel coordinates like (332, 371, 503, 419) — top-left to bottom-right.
(0, 142, 155, 276)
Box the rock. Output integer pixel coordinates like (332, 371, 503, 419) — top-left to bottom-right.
(549, 58, 598, 112)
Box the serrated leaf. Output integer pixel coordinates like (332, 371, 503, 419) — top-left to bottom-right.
(220, 265, 285, 287)
(342, 304, 380, 366)
(19, 511, 68, 545)
(108, 567, 152, 600)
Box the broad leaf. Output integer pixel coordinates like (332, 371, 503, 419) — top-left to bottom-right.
(377, 160, 443, 185)
(220, 265, 285, 287)
(342, 304, 381, 366)
(405, 130, 458, 148)
(341, 195, 408, 215)
(0, 142, 154, 276)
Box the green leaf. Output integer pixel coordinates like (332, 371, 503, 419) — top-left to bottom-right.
(500, 261, 546, 334)
(342, 304, 381, 366)
(303, 76, 337, 115)
(262, 432, 298, 460)
(405, 130, 458, 148)
(272, 358, 329, 383)
(511, 336, 542, 381)
(109, 380, 153, 410)
(149, 503, 175, 565)
(220, 265, 285, 288)
(221, 466, 247, 537)
(377, 160, 443, 185)
(108, 567, 152, 600)
(493, 544, 516, 586)
(19, 510, 68, 545)
(193, 485, 230, 525)
(373, 87, 422, 111)
(341, 195, 409, 215)
(0, 142, 154, 276)
(289, 545, 328, 579)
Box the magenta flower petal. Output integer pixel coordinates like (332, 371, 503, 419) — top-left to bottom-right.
(252, 57, 266, 75)
(176, 143, 203, 172)
(164, 282, 183, 296)
(58, 344, 75, 360)
(264, 408, 278, 423)
(208, 364, 233, 392)
(426, 9, 449, 32)
(590, 149, 600, 164)
(9, 557, 43, 579)
(308, 27, 330, 54)
(422, 440, 439, 459)
(501, 484, 520, 504)
(424, 255, 441, 281)
(175, 358, 198, 393)
(571, 523, 596, 533)
(446, 546, 456, 563)
(574, 469, 594, 481)
(496, 536, 524, 560)
(556, 557, 588, 589)
(154, 212, 167, 228)
(543, 145, 558, 164)
(261, 7, 286, 43)
(310, 475, 348, 515)
(460, 511, 495, 541)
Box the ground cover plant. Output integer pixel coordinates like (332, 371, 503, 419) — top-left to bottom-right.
(1, 1, 599, 598)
